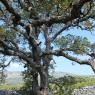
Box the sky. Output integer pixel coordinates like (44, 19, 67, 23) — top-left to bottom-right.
(5, 28, 95, 75)
(54, 56, 95, 75)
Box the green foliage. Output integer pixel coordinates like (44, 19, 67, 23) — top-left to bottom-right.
(0, 27, 6, 41)
(21, 0, 92, 21)
(54, 34, 92, 54)
(90, 43, 95, 52)
(49, 75, 77, 95)
(20, 68, 33, 95)
(73, 76, 95, 89)
(49, 75, 95, 95)
(55, 34, 74, 48)
(0, 72, 7, 85)
(6, 30, 16, 40)
(71, 36, 90, 54)
(0, 27, 6, 34)
(84, 20, 93, 31)
(21, 0, 74, 17)
(0, 27, 16, 40)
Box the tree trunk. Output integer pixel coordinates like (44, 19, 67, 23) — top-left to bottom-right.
(39, 68, 49, 95)
(32, 72, 39, 95)
(31, 68, 49, 95)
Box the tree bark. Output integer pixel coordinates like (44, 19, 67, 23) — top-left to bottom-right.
(32, 71, 39, 95)
(31, 67, 49, 95)
(39, 67, 49, 95)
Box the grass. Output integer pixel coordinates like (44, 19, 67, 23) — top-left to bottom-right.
(0, 84, 23, 90)
(72, 77, 95, 89)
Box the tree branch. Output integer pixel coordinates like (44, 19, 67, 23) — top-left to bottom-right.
(0, 0, 93, 27)
(0, 39, 27, 61)
(51, 13, 95, 42)
(0, 39, 41, 68)
(51, 24, 72, 42)
(30, 0, 93, 27)
(0, 58, 13, 68)
(0, 48, 40, 68)
(42, 48, 95, 73)
(42, 50, 89, 65)
(0, 0, 21, 25)
(30, 14, 94, 28)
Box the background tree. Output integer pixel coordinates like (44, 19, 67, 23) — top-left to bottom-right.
(49, 75, 77, 95)
(0, 56, 12, 85)
(0, 0, 95, 95)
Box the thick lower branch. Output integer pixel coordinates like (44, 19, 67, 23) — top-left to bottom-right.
(42, 50, 90, 66)
(42, 50, 95, 74)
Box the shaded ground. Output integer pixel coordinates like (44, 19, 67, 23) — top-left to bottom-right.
(0, 90, 20, 95)
(73, 86, 95, 95)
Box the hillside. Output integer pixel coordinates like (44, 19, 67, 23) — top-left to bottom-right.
(0, 71, 95, 95)
(5, 71, 23, 85)
(3, 71, 95, 85)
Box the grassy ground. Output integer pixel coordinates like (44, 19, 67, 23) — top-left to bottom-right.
(72, 76, 95, 89)
(0, 84, 23, 90)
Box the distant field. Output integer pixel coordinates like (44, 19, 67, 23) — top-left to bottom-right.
(5, 71, 24, 85)
(6, 76, 23, 85)
(0, 71, 23, 90)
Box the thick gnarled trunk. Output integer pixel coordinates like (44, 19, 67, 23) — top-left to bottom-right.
(31, 67, 49, 95)
(31, 25, 51, 95)
(39, 68, 49, 95)
(32, 72, 39, 95)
